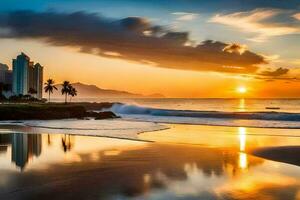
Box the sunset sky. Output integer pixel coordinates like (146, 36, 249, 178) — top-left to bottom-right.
(0, 0, 300, 98)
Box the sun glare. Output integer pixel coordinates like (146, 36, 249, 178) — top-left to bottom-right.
(237, 86, 247, 94)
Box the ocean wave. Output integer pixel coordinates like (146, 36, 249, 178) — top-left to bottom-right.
(109, 103, 300, 121)
(105, 103, 300, 128)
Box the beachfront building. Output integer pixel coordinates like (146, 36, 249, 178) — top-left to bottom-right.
(33, 63, 44, 99)
(12, 53, 30, 95)
(12, 53, 44, 99)
(0, 63, 12, 85)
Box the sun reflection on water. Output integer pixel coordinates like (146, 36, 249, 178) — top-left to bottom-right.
(238, 127, 248, 169)
(239, 153, 248, 169)
(239, 127, 246, 152)
(238, 98, 246, 111)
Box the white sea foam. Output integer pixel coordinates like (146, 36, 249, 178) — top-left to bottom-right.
(0, 119, 168, 141)
(108, 103, 300, 129)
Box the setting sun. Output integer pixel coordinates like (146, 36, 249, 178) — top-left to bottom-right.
(237, 86, 247, 94)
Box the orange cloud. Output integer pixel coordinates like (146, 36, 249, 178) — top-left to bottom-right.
(293, 13, 300, 21)
(0, 10, 267, 75)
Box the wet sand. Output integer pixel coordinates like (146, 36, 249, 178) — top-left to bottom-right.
(0, 123, 300, 199)
(251, 146, 300, 167)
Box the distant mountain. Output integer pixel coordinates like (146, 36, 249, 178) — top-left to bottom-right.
(52, 82, 165, 98)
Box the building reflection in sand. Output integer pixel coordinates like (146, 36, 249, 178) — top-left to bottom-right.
(0, 133, 42, 170)
(0, 130, 253, 173)
(0, 133, 74, 170)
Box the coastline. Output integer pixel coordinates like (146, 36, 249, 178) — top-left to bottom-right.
(0, 117, 300, 199)
(0, 102, 118, 120)
(1, 101, 300, 168)
(251, 146, 300, 167)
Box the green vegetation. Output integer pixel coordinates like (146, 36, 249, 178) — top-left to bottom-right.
(0, 78, 118, 120)
(0, 103, 118, 120)
(0, 104, 85, 120)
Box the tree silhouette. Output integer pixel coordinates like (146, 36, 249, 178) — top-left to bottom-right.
(69, 86, 77, 102)
(28, 88, 37, 97)
(61, 81, 71, 104)
(44, 79, 57, 103)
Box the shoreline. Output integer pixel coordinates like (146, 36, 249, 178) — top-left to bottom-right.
(0, 102, 119, 120)
(250, 146, 300, 167)
(1, 119, 300, 168)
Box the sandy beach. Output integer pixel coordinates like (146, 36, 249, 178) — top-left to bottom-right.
(0, 121, 300, 199)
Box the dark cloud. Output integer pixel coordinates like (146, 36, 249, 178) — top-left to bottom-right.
(0, 10, 267, 74)
(223, 43, 247, 54)
(261, 67, 289, 76)
(256, 76, 300, 82)
(120, 17, 151, 32)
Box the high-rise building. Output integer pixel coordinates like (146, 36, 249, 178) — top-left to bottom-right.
(4, 71, 13, 85)
(28, 61, 34, 91)
(0, 63, 9, 83)
(12, 53, 44, 99)
(33, 63, 43, 99)
(12, 53, 30, 95)
(0, 63, 12, 85)
(0, 63, 8, 71)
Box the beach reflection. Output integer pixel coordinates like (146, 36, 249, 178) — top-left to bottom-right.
(0, 132, 299, 199)
(140, 124, 300, 150)
(238, 98, 246, 111)
(0, 133, 42, 170)
(238, 127, 248, 170)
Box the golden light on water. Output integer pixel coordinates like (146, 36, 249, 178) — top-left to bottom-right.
(239, 127, 247, 152)
(238, 127, 248, 169)
(239, 153, 248, 169)
(238, 98, 246, 111)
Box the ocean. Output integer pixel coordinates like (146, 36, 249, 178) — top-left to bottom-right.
(56, 98, 300, 113)
(87, 98, 300, 129)
(1, 98, 300, 199)
(50, 98, 300, 129)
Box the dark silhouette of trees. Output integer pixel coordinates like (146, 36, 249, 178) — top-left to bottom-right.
(44, 79, 57, 103)
(61, 81, 71, 104)
(28, 88, 37, 97)
(69, 86, 77, 102)
(61, 81, 77, 103)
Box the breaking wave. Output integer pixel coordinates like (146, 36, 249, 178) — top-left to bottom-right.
(110, 103, 300, 121)
(108, 103, 300, 129)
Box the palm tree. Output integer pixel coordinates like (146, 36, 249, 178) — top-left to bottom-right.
(61, 81, 71, 104)
(69, 86, 77, 102)
(44, 79, 57, 103)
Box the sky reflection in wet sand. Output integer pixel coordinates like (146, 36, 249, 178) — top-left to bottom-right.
(0, 125, 299, 199)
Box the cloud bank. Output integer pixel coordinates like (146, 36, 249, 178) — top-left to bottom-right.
(261, 67, 289, 77)
(0, 10, 268, 74)
(210, 9, 300, 42)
